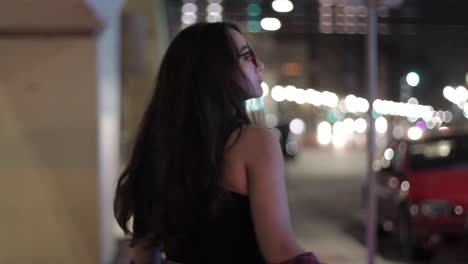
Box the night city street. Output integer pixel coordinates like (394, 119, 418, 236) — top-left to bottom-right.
(286, 147, 467, 264)
(4, 1, 468, 263)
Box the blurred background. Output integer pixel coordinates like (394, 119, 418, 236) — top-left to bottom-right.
(2, 0, 468, 263)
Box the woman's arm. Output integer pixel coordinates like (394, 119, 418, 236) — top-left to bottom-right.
(131, 241, 155, 264)
(243, 127, 305, 263)
(131, 240, 165, 264)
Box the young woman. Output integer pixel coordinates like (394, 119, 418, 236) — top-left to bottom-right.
(114, 22, 321, 264)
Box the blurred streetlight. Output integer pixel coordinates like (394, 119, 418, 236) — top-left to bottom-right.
(354, 118, 368, 134)
(261, 82, 269, 98)
(260, 17, 281, 31)
(272, 0, 294, 13)
(406, 72, 420, 87)
(375, 116, 388, 134)
(271, 85, 286, 102)
(408, 126, 423, 140)
(290, 118, 305, 135)
(317, 121, 332, 145)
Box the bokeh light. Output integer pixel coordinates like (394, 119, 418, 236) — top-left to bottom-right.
(290, 118, 306, 135)
(260, 17, 281, 31)
(406, 72, 420, 87)
(272, 0, 294, 13)
(354, 118, 367, 134)
(317, 121, 332, 145)
(375, 116, 388, 134)
(408, 126, 423, 140)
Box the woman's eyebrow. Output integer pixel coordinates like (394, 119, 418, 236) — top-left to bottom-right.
(239, 45, 250, 53)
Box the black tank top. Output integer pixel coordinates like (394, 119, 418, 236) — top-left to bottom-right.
(165, 192, 266, 263)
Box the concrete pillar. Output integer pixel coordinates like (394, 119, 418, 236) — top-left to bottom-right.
(0, 1, 124, 263)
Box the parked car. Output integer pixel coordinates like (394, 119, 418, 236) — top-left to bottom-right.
(364, 133, 468, 260)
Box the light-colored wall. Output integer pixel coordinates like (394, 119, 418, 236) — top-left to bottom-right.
(0, 1, 124, 263)
(0, 36, 100, 263)
(120, 0, 168, 160)
(0, 0, 168, 262)
(0, 0, 100, 32)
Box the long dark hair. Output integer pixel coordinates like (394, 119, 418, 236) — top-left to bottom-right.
(114, 22, 253, 247)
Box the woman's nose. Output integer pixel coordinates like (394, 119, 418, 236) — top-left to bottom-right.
(256, 59, 264, 74)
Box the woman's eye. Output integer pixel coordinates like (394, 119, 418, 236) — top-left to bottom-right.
(241, 51, 253, 60)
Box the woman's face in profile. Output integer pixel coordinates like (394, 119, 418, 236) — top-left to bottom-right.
(229, 29, 264, 98)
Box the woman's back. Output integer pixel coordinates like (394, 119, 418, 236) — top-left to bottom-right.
(165, 192, 264, 263)
(164, 125, 301, 263)
(162, 125, 261, 262)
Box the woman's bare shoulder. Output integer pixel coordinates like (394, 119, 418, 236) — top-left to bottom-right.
(242, 125, 275, 137)
(236, 125, 278, 149)
(223, 126, 280, 195)
(226, 125, 277, 151)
